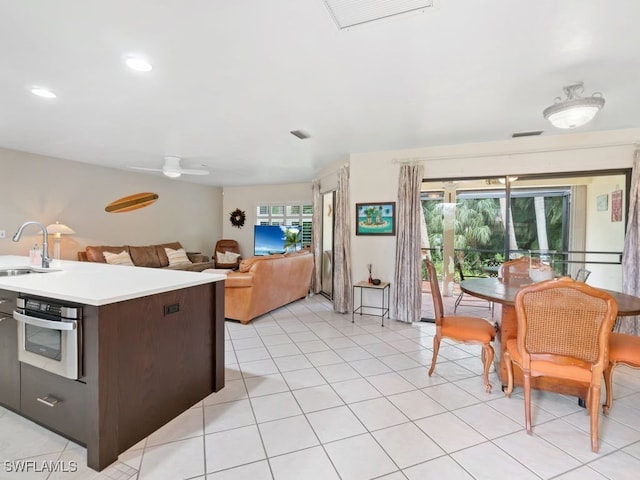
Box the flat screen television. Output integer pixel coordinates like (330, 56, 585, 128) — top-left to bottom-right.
(254, 225, 301, 256)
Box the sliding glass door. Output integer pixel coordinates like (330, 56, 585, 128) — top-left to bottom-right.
(421, 170, 629, 294)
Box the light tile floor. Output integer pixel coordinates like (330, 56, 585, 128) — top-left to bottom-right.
(1, 293, 640, 479)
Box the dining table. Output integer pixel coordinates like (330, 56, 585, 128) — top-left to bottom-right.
(460, 276, 640, 400)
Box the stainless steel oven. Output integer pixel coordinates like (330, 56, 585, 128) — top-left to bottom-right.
(14, 297, 82, 380)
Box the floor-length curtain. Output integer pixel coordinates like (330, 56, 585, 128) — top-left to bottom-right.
(392, 163, 424, 322)
(333, 165, 352, 313)
(311, 180, 322, 294)
(618, 149, 640, 335)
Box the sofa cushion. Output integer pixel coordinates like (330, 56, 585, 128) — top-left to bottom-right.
(103, 250, 135, 266)
(86, 245, 129, 263)
(129, 245, 163, 268)
(165, 260, 216, 271)
(165, 247, 192, 267)
(238, 254, 283, 273)
(154, 242, 184, 267)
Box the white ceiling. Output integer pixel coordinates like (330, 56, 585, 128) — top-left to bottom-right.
(1, 1, 639, 187)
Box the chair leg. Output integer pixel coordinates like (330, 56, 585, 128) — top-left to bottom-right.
(454, 292, 463, 313)
(589, 384, 600, 453)
(504, 351, 514, 397)
(481, 344, 494, 393)
(428, 333, 441, 377)
(603, 362, 615, 414)
(523, 370, 532, 434)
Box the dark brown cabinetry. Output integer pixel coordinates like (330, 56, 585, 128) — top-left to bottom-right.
(20, 363, 87, 442)
(0, 289, 19, 411)
(0, 280, 224, 472)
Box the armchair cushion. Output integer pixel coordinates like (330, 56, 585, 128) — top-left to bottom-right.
(216, 251, 241, 264)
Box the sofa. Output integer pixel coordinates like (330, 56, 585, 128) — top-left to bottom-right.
(221, 250, 314, 324)
(77, 241, 216, 272)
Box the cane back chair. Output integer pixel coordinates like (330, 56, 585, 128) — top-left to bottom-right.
(504, 277, 618, 452)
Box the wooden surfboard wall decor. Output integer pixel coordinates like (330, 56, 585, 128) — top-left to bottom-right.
(105, 192, 159, 213)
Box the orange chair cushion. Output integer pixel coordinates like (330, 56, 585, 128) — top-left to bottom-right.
(441, 316, 495, 343)
(609, 333, 640, 365)
(506, 338, 592, 383)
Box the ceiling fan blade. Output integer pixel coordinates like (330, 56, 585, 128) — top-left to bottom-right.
(128, 166, 163, 172)
(180, 168, 209, 176)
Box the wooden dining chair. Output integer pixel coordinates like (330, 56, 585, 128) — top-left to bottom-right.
(499, 257, 532, 280)
(453, 260, 492, 314)
(603, 332, 640, 413)
(425, 259, 496, 392)
(574, 268, 592, 283)
(504, 277, 618, 452)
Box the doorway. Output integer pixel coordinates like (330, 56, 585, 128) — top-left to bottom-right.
(321, 191, 335, 299)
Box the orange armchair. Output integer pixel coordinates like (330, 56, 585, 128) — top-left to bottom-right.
(504, 277, 618, 452)
(603, 332, 640, 413)
(425, 259, 496, 393)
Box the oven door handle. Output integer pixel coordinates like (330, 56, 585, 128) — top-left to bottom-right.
(13, 311, 77, 331)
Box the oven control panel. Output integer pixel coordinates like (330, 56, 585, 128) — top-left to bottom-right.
(17, 297, 81, 320)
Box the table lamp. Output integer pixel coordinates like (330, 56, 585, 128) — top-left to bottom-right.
(46, 221, 76, 260)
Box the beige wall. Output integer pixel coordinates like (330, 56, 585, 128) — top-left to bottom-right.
(0, 148, 223, 260)
(221, 183, 312, 258)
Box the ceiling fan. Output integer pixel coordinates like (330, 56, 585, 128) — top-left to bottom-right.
(128, 156, 209, 178)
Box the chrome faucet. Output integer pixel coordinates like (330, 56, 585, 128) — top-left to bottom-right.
(12, 221, 51, 268)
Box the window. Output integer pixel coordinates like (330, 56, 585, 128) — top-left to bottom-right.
(256, 202, 313, 247)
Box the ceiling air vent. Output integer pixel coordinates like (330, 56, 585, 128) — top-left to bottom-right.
(512, 131, 543, 138)
(322, 0, 433, 29)
(290, 130, 311, 140)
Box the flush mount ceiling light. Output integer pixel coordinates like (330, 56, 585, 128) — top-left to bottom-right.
(543, 82, 605, 129)
(124, 55, 153, 72)
(30, 87, 56, 99)
(322, 0, 433, 29)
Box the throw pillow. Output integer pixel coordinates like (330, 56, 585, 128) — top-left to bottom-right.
(216, 251, 240, 264)
(224, 251, 241, 262)
(165, 247, 192, 267)
(103, 250, 135, 266)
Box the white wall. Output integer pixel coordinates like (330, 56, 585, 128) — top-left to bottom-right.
(0, 148, 223, 260)
(221, 183, 312, 258)
(585, 175, 627, 290)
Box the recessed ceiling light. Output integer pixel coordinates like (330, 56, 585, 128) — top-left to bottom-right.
(30, 87, 57, 99)
(124, 56, 153, 72)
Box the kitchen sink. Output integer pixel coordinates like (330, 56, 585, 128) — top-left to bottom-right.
(0, 267, 60, 276)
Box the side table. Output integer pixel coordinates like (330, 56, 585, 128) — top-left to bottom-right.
(352, 281, 390, 326)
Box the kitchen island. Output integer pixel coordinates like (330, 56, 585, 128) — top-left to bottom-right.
(0, 256, 226, 471)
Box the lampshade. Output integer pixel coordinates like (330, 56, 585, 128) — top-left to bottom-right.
(46, 222, 75, 261)
(543, 83, 605, 129)
(46, 221, 76, 237)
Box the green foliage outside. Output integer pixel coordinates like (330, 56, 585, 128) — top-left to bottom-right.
(283, 228, 302, 251)
(423, 194, 565, 277)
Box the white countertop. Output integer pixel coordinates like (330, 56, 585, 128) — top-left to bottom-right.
(0, 256, 225, 306)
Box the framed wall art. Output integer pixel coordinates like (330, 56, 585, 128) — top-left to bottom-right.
(355, 202, 396, 236)
(611, 189, 623, 222)
(596, 194, 608, 212)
